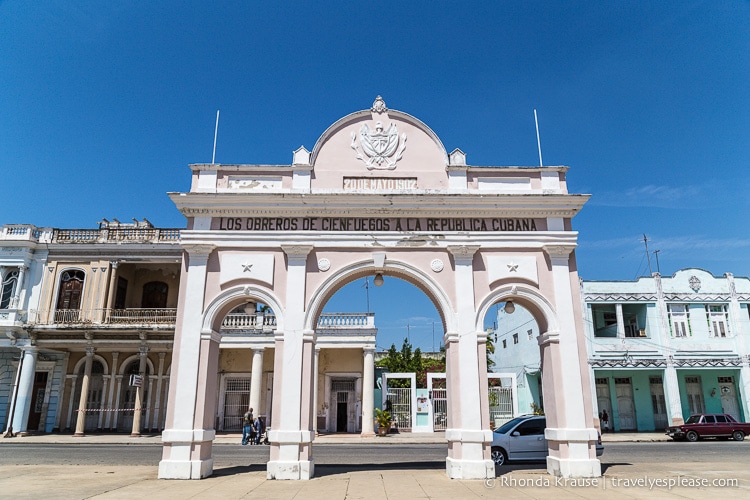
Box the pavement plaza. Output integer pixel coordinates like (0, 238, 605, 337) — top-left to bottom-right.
(1, 432, 748, 499)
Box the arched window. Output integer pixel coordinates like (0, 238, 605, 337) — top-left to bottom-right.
(141, 281, 168, 308)
(0, 269, 19, 309)
(56, 270, 85, 310)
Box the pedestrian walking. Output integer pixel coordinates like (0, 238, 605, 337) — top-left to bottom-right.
(253, 415, 265, 445)
(242, 408, 254, 445)
(600, 409, 610, 432)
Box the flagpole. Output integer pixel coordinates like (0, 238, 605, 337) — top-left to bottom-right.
(212, 110, 220, 164)
(534, 109, 543, 167)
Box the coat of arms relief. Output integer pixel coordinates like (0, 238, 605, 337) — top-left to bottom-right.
(351, 96, 407, 170)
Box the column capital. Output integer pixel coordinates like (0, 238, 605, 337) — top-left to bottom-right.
(542, 244, 576, 261)
(110, 260, 120, 269)
(85, 346, 96, 356)
(281, 244, 313, 261)
(139, 346, 149, 356)
(363, 347, 376, 356)
(183, 244, 215, 259)
(447, 245, 480, 263)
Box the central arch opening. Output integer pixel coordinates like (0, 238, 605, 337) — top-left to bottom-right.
(316, 271, 447, 436)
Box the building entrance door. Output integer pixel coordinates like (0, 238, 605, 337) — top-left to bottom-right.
(615, 378, 636, 430)
(26, 372, 48, 432)
(649, 376, 668, 430)
(330, 378, 356, 433)
(685, 376, 705, 415)
(718, 376, 740, 421)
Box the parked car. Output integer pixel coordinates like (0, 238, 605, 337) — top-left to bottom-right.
(666, 413, 750, 442)
(491, 415, 604, 466)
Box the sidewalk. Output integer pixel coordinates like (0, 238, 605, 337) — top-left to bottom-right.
(0, 430, 671, 445)
(5, 431, 739, 500)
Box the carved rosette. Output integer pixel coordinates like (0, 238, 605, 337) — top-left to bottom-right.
(430, 259, 444, 273)
(317, 258, 331, 272)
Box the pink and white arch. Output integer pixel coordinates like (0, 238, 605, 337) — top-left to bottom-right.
(158, 97, 600, 481)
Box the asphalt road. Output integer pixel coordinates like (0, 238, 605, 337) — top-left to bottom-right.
(0, 441, 747, 469)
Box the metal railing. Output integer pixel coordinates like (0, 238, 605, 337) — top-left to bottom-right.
(34, 308, 176, 326)
(52, 228, 181, 243)
(104, 308, 177, 324)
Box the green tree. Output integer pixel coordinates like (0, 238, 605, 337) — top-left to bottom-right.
(486, 330, 496, 372)
(379, 338, 443, 388)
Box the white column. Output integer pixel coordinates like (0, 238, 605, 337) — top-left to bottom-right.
(113, 375, 123, 429)
(97, 376, 108, 430)
(153, 352, 166, 431)
(267, 245, 315, 480)
(615, 303, 626, 338)
(159, 244, 215, 480)
(104, 352, 119, 430)
(664, 358, 683, 425)
(65, 375, 77, 431)
(5, 346, 37, 436)
(313, 348, 320, 434)
(444, 245, 494, 480)
(249, 348, 264, 416)
(53, 352, 70, 431)
(361, 347, 375, 436)
(10, 265, 27, 309)
(541, 245, 601, 478)
(131, 345, 148, 436)
(740, 357, 750, 422)
(74, 347, 95, 436)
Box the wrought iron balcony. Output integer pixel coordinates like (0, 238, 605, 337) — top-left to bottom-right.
(29, 308, 177, 326)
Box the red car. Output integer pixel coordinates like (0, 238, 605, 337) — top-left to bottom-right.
(666, 413, 750, 442)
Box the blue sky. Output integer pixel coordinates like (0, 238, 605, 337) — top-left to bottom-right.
(2, 2, 749, 351)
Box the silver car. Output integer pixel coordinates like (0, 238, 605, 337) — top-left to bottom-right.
(491, 415, 603, 465)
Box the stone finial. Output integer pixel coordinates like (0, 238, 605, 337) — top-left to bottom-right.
(372, 96, 387, 113)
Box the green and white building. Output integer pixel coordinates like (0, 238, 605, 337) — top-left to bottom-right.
(583, 269, 750, 431)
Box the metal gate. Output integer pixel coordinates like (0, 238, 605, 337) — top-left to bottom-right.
(427, 373, 447, 431)
(385, 387, 412, 431)
(382, 373, 416, 432)
(222, 377, 250, 431)
(488, 386, 513, 427)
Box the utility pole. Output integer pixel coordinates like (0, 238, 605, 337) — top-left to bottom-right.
(643, 234, 653, 275)
(653, 250, 661, 274)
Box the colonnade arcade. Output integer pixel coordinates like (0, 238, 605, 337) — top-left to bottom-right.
(157, 97, 601, 481)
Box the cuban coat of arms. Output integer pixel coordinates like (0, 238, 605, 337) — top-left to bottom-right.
(351, 121, 407, 170)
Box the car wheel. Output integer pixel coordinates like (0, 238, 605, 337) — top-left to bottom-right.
(686, 430, 699, 442)
(733, 431, 745, 441)
(491, 447, 507, 466)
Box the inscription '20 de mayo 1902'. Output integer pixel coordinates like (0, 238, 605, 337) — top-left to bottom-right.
(215, 217, 542, 232)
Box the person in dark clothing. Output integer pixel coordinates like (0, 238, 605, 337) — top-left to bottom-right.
(253, 415, 264, 445)
(242, 408, 254, 445)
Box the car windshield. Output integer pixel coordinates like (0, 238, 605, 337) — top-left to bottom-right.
(495, 416, 535, 434)
(685, 415, 701, 424)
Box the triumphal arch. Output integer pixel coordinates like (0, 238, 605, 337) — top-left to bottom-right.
(158, 97, 600, 480)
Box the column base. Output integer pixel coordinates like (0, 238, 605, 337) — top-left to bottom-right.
(158, 429, 216, 479)
(546, 456, 601, 478)
(158, 458, 214, 479)
(445, 457, 494, 479)
(267, 460, 314, 480)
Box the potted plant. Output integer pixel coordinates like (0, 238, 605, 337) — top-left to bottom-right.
(375, 408, 392, 436)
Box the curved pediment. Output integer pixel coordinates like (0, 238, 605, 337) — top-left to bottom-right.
(309, 96, 450, 190)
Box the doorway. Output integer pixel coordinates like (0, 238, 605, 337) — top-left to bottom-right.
(330, 378, 356, 433)
(614, 378, 636, 431)
(26, 372, 48, 432)
(718, 376, 740, 421)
